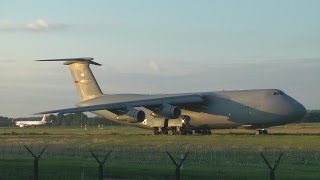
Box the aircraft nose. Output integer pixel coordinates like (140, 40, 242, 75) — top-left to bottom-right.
(286, 98, 306, 122)
(294, 102, 306, 119)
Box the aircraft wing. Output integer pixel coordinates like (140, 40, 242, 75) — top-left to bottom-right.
(34, 94, 204, 115)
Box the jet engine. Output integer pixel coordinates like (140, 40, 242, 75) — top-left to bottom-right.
(116, 109, 145, 123)
(154, 104, 181, 119)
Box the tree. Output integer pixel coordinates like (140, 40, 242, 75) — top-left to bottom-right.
(302, 110, 320, 123)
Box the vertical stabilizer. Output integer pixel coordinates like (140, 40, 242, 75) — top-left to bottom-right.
(36, 57, 103, 101)
(41, 115, 47, 122)
(67, 62, 103, 101)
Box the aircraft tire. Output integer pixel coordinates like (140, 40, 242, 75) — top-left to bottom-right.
(171, 129, 177, 135)
(162, 129, 168, 135)
(172, 127, 182, 135)
(181, 130, 187, 135)
(255, 129, 268, 135)
(153, 127, 161, 135)
(255, 130, 262, 135)
(202, 130, 208, 135)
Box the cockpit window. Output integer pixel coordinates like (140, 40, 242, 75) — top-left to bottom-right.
(273, 91, 285, 96)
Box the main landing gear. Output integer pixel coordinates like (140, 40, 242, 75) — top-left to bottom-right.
(195, 130, 211, 135)
(180, 129, 193, 135)
(255, 129, 268, 135)
(153, 127, 211, 136)
(153, 127, 169, 135)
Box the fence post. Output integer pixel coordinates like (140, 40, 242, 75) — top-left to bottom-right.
(25, 145, 47, 180)
(260, 152, 283, 180)
(90, 150, 112, 180)
(166, 151, 189, 180)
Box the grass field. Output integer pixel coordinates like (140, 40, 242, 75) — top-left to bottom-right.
(0, 124, 320, 179)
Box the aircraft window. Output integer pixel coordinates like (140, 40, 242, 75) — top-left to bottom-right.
(273, 91, 284, 96)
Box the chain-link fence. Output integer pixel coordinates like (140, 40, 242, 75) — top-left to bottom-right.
(0, 143, 319, 179)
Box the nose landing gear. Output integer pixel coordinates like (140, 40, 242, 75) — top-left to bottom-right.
(255, 129, 268, 135)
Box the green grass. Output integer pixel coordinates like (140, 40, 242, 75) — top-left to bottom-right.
(0, 125, 320, 179)
(1, 125, 320, 150)
(1, 157, 319, 179)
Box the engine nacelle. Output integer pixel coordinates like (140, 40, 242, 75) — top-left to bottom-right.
(154, 104, 181, 119)
(116, 109, 145, 123)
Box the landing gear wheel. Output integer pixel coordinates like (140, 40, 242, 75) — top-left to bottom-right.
(255, 130, 262, 135)
(195, 130, 200, 135)
(171, 129, 176, 135)
(180, 130, 192, 135)
(181, 130, 188, 135)
(255, 129, 268, 135)
(161, 128, 168, 135)
(153, 127, 161, 135)
(171, 127, 179, 135)
(187, 130, 193, 135)
(194, 130, 211, 135)
(172, 127, 183, 135)
(176, 127, 182, 135)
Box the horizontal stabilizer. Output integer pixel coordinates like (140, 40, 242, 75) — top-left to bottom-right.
(36, 57, 102, 66)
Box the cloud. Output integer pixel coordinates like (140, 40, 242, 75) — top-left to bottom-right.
(148, 60, 160, 72)
(26, 19, 49, 31)
(0, 19, 69, 32)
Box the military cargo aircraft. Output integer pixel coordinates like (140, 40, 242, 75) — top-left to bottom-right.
(35, 57, 306, 135)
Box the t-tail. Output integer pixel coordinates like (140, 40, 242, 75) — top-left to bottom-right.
(36, 57, 103, 101)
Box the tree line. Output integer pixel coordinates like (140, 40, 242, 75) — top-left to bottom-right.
(301, 110, 320, 123)
(47, 113, 122, 126)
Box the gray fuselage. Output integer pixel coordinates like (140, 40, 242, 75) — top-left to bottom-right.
(77, 89, 306, 130)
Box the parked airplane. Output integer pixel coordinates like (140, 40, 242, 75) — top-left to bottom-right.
(35, 57, 306, 135)
(15, 115, 49, 127)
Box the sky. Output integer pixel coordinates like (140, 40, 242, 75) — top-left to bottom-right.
(0, 0, 320, 117)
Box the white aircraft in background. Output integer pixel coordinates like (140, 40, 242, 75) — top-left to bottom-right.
(15, 115, 49, 127)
